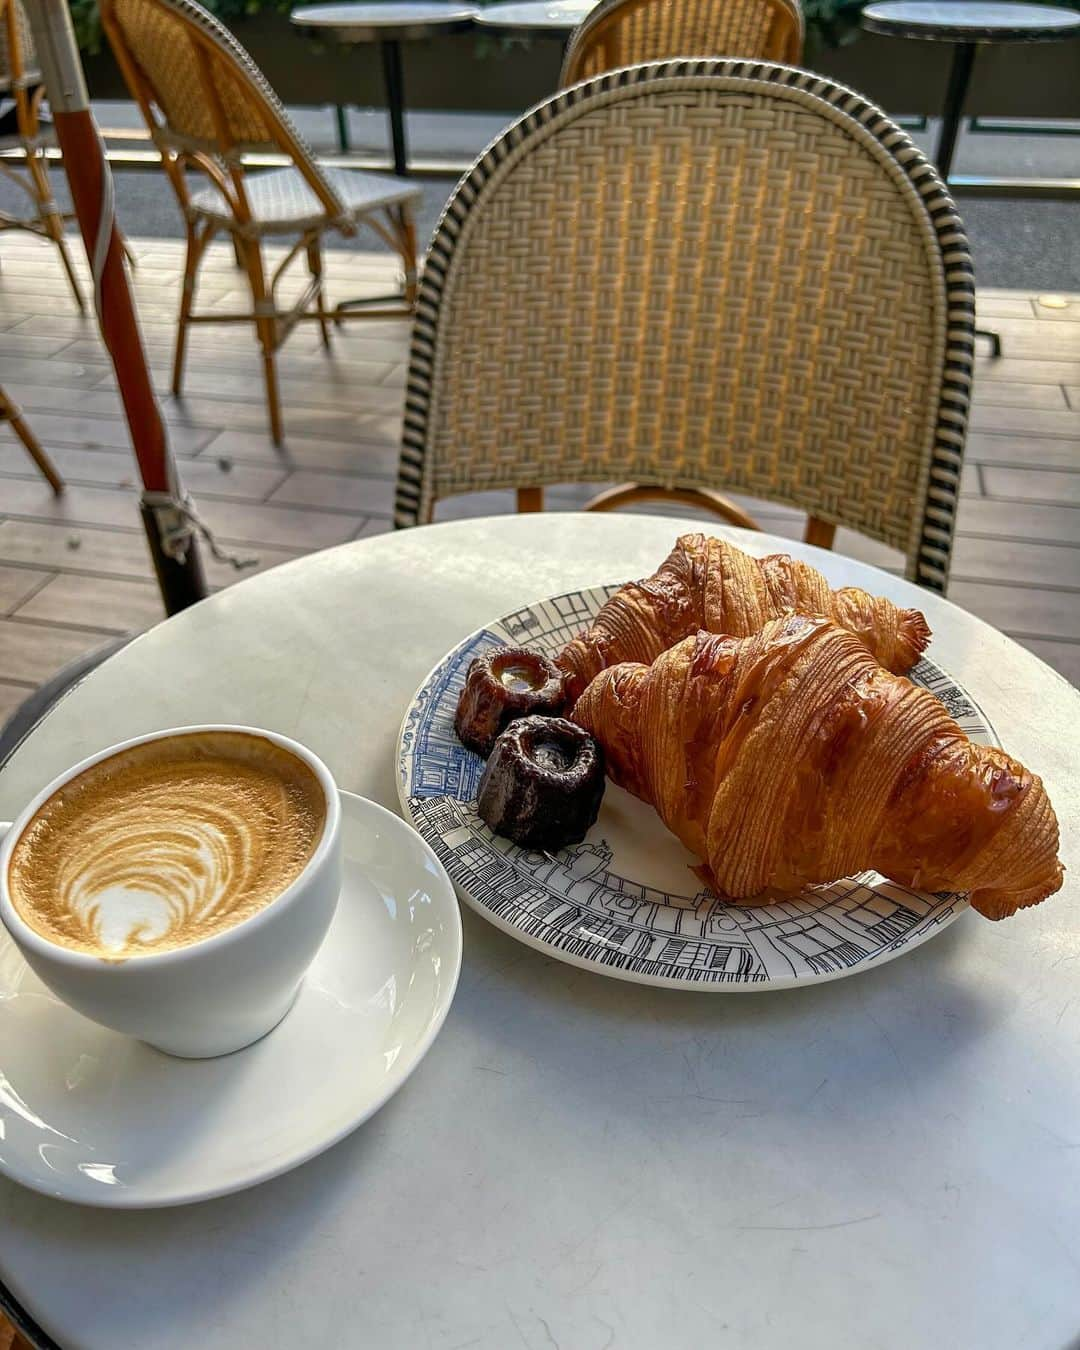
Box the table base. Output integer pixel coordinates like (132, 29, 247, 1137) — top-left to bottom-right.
(379, 37, 409, 176)
(938, 40, 1002, 355)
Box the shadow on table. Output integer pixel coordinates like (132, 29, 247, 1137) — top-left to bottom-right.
(447, 897, 1003, 1122)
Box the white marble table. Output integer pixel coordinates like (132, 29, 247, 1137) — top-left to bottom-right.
(2, 514, 1079, 1350)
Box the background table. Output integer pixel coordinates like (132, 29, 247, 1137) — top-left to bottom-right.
(861, 2, 1080, 359)
(1, 514, 1079, 1350)
(291, 3, 477, 174)
(472, 0, 596, 38)
(861, 2, 1080, 181)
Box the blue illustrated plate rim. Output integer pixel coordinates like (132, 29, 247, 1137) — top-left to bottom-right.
(397, 585, 997, 991)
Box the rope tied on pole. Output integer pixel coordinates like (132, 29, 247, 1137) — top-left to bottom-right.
(141, 490, 258, 569)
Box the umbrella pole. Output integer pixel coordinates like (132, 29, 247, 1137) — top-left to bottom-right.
(24, 0, 208, 615)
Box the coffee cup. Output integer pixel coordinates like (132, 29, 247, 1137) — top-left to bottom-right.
(0, 725, 342, 1058)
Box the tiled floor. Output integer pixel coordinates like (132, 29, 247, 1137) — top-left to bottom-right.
(0, 232, 1078, 725)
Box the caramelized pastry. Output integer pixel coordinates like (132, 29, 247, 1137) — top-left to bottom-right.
(559, 533, 931, 701)
(573, 616, 1063, 920)
(477, 716, 605, 851)
(455, 646, 568, 756)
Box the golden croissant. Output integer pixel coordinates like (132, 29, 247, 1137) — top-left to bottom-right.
(573, 615, 1063, 921)
(559, 533, 930, 700)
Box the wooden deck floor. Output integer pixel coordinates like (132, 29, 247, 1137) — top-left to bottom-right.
(1, 233, 1078, 724)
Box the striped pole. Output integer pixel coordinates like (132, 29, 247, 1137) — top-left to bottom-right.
(23, 0, 208, 613)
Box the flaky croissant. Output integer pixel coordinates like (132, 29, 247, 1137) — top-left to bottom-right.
(573, 616, 1063, 920)
(559, 533, 930, 701)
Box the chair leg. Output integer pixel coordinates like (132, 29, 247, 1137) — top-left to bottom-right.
(306, 236, 332, 350)
(390, 203, 418, 306)
(52, 227, 87, 315)
(517, 487, 543, 512)
(1, 390, 64, 495)
(27, 150, 86, 313)
(173, 220, 214, 398)
(239, 236, 284, 446)
(173, 224, 197, 397)
(583, 483, 760, 530)
(804, 515, 836, 550)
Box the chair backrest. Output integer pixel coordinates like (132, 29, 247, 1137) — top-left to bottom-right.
(561, 0, 803, 85)
(395, 61, 974, 592)
(0, 0, 37, 100)
(100, 0, 346, 221)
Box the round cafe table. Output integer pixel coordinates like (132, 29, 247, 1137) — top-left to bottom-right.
(472, 0, 596, 38)
(291, 3, 478, 175)
(1, 514, 1078, 1350)
(861, 1, 1080, 362)
(861, 2, 1080, 182)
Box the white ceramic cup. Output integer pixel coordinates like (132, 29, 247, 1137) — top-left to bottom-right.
(0, 725, 342, 1058)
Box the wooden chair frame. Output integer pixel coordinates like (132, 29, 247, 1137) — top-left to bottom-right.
(100, 0, 418, 444)
(1, 385, 63, 494)
(0, 0, 85, 310)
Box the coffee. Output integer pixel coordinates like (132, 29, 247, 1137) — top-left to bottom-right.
(7, 730, 327, 958)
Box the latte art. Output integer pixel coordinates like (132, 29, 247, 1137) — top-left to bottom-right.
(7, 732, 327, 958)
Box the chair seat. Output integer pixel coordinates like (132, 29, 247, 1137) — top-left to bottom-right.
(189, 163, 421, 233)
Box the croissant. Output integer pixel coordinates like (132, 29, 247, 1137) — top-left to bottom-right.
(558, 533, 931, 701)
(573, 615, 1063, 921)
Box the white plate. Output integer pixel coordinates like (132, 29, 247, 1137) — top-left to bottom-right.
(0, 791, 462, 1209)
(398, 585, 997, 992)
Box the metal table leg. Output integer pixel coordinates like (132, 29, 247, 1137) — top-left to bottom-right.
(936, 39, 975, 182)
(331, 37, 414, 319)
(936, 39, 1001, 357)
(334, 104, 350, 152)
(379, 37, 408, 176)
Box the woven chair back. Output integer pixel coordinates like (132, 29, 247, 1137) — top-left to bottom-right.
(395, 61, 974, 591)
(0, 0, 36, 95)
(101, 0, 345, 216)
(561, 0, 803, 85)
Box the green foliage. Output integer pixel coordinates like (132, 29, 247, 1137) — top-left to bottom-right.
(801, 0, 872, 55)
(74, 0, 1079, 60)
(69, 0, 294, 54)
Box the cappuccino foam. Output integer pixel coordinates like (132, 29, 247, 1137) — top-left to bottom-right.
(7, 731, 326, 958)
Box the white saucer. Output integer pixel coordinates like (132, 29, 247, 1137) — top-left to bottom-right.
(0, 791, 462, 1209)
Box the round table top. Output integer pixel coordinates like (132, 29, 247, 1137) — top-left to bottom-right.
(472, 0, 595, 33)
(862, 0, 1080, 40)
(291, 1, 477, 40)
(2, 514, 1079, 1350)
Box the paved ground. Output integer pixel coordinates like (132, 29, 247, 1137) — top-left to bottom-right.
(0, 232, 1078, 731)
(2, 104, 1080, 289)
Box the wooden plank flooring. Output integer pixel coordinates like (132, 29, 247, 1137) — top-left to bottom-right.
(0, 234, 1078, 721)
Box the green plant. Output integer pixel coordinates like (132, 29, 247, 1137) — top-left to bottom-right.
(70, 0, 295, 54)
(801, 0, 870, 55)
(78, 0, 1080, 61)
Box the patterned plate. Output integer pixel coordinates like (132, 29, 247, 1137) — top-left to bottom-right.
(397, 586, 997, 990)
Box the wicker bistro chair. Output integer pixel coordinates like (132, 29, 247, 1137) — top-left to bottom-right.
(100, 0, 421, 445)
(394, 60, 975, 592)
(0, 0, 86, 309)
(0, 385, 63, 494)
(561, 0, 803, 85)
